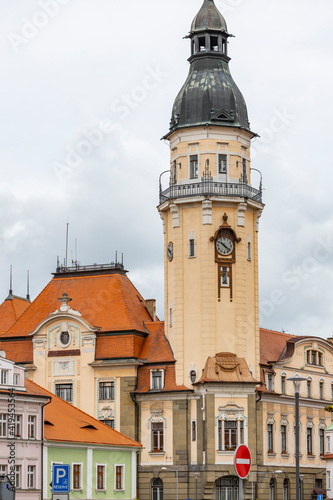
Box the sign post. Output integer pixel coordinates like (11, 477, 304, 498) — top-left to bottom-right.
(234, 445, 252, 500)
(52, 464, 70, 497)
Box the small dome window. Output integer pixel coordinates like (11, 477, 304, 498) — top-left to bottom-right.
(210, 36, 219, 52)
(198, 36, 206, 52)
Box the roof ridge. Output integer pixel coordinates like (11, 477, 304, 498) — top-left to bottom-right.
(10, 300, 17, 322)
(27, 380, 141, 447)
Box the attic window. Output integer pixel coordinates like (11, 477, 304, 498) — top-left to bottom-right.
(210, 36, 219, 52)
(44, 420, 54, 426)
(150, 369, 165, 391)
(82, 424, 97, 430)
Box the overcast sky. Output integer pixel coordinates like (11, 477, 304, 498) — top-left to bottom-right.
(0, 0, 333, 338)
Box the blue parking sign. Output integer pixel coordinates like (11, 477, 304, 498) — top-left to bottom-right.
(318, 495, 323, 500)
(52, 464, 70, 493)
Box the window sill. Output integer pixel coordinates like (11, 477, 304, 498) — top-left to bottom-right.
(149, 451, 165, 456)
(114, 489, 125, 493)
(96, 489, 106, 493)
(217, 450, 236, 455)
(72, 489, 83, 493)
(267, 453, 276, 457)
(307, 454, 316, 459)
(281, 453, 290, 458)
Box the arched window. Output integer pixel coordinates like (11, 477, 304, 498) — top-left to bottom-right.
(216, 476, 238, 500)
(152, 478, 163, 500)
(283, 479, 289, 500)
(269, 478, 276, 500)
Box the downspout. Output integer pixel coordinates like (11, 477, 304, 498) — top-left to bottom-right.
(130, 392, 140, 500)
(41, 397, 52, 499)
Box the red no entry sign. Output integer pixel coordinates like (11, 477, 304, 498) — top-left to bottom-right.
(234, 445, 251, 479)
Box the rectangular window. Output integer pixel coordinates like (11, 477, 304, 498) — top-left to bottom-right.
(307, 427, 313, 455)
(221, 267, 229, 287)
(267, 423, 274, 453)
(97, 465, 106, 490)
(27, 465, 35, 489)
(190, 155, 198, 179)
(210, 36, 219, 52)
(318, 352, 323, 365)
(218, 154, 227, 174)
(320, 381, 324, 399)
(218, 420, 223, 450)
(99, 381, 114, 400)
(15, 466, 20, 489)
(28, 416, 36, 439)
(311, 350, 317, 365)
(192, 421, 196, 442)
(242, 158, 247, 182)
(320, 429, 325, 456)
(115, 465, 124, 491)
(14, 415, 21, 438)
(307, 350, 310, 364)
(198, 37, 206, 52)
(328, 471, 331, 490)
(151, 422, 164, 452)
(267, 374, 273, 392)
(13, 374, 19, 386)
(151, 370, 164, 390)
(0, 465, 6, 475)
(328, 435, 331, 453)
(0, 414, 6, 437)
(281, 425, 287, 453)
(55, 383, 73, 402)
(224, 421, 237, 451)
(189, 239, 195, 257)
(247, 241, 251, 261)
(1, 370, 7, 385)
(73, 464, 81, 490)
(240, 421, 244, 444)
(100, 419, 114, 428)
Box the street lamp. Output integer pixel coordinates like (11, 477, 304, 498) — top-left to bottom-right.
(288, 375, 307, 500)
(161, 467, 178, 500)
(194, 472, 200, 500)
(251, 470, 282, 500)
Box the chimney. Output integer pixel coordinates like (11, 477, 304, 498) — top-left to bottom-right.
(146, 299, 156, 321)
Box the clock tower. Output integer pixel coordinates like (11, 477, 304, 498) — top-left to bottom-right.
(158, 0, 264, 386)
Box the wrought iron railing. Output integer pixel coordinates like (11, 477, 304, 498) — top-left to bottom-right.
(159, 180, 262, 204)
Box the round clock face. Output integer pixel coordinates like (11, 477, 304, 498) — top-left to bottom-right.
(216, 237, 233, 256)
(167, 242, 173, 261)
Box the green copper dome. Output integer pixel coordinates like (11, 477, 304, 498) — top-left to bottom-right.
(190, 0, 228, 33)
(165, 0, 252, 137)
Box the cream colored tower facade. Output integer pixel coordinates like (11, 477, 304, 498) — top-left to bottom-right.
(158, 0, 264, 386)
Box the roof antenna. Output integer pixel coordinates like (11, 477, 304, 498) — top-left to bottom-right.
(65, 218, 69, 268)
(75, 238, 78, 267)
(115, 251, 118, 264)
(122, 253, 124, 266)
(26, 270, 31, 301)
(9, 265, 13, 296)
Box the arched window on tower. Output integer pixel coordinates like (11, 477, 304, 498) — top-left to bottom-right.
(198, 36, 206, 52)
(210, 36, 219, 52)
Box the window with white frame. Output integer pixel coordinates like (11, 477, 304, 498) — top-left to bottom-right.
(307, 378, 312, 398)
(267, 373, 274, 392)
(0, 414, 6, 437)
(28, 416, 36, 439)
(220, 267, 230, 287)
(13, 374, 19, 386)
(151, 370, 164, 391)
(73, 463, 82, 490)
(306, 349, 324, 366)
(269, 478, 276, 500)
(55, 383, 73, 402)
(319, 379, 324, 399)
(27, 465, 35, 489)
(328, 470, 331, 490)
(99, 381, 114, 400)
(151, 422, 164, 452)
(190, 155, 198, 179)
(281, 374, 286, 394)
(0, 465, 6, 476)
(267, 423, 274, 453)
(97, 464, 106, 490)
(327, 435, 331, 453)
(283, 479, 289, 500)
(14, 415, 21, 438)
(115, 465, 124, 491)
(100, 419, 114, 429)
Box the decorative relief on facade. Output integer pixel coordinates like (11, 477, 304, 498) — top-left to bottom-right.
(96, 377, 116, 423)
(33, 339, 46, 350)
(82, 335, 95, 347)
(49, 325, 61, 348)
(202, 200, 212, 225)
(68, 324, 80, 346)
(266, 413, 276, 429)
(280, 414, 289, 429)
(237, 202, 247, 227)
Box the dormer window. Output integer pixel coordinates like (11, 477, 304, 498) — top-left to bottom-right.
(0, 370, 7, 385)
(306, 349, 323, 366)
(60, 331, 70, 347)
(151, 370, 164, 391)
(267, 373, 274, 392)
(210, 36, 219, 52)
(198, 36, 206, 52)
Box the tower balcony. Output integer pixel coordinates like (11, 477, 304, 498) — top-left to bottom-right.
(159, 179, 262, 205)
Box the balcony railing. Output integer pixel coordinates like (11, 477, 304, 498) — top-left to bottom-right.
(159, 180, 262, 205)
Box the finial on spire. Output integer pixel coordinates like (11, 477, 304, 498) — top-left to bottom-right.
(26, 270, 30, 301)
(9, 265, 13, 297)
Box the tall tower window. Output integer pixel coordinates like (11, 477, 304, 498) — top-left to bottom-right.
(190, 155, 198, 179)
(220, 267, 229, 287)
(218, 154, 227, 174)
(189, 239, 195, 257)
(198, 36, 206, 52)
(242, 158, 247, 182)
(210, 36, 219, 52)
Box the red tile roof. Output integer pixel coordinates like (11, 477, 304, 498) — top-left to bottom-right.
(260, 328, 294, 366)
(2, 274, 153, 338)
(25, 380, 141, 448)
(0, 296, 30, 334)
(0, 339, 33, 364)
(139, 322, 175, 363)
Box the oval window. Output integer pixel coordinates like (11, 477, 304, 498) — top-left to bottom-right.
(60, 331, 70, 346)
(190, 370, 197, 383)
